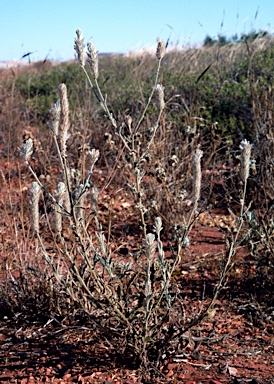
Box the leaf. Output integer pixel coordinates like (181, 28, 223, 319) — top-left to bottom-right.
(196, 63, 212, 84)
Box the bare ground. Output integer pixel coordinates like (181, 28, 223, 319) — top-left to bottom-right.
(0, 161, 273, 383)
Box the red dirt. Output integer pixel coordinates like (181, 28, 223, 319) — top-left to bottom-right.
(0, 160, 273, 383)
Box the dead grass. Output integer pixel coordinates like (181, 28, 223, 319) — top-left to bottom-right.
(0, 34, 273, 382)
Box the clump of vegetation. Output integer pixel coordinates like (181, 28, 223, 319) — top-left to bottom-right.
(203, 29, 271, 46)
(0, 28, 273, 380)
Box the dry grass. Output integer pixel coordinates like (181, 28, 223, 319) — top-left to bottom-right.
(0, 31, 273, 380)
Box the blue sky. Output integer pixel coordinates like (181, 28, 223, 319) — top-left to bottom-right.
(0, 0, 273, 62)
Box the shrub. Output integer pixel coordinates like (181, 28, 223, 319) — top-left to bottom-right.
(1, 29, 273, 380)
(11, 30, 254, 378)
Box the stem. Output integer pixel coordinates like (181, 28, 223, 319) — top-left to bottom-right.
(135, 58, 162, 133)
(25, 160, 69, 215)
(80, 65, 117, 130)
